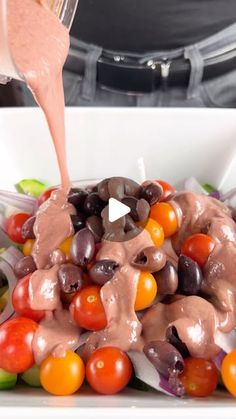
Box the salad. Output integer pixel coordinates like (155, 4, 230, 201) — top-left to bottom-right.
(0, 176, 236, 398)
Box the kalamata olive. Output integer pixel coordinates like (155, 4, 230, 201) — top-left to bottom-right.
(86, 215, 104, 243)
(21, 216, 36, 240)
(68, 188, 88, 210)
(97, 178, 110, 201)
(177, 254, 203, 295)
(132, 247, 166, 272)
(84, 193, 106, 216)
(136, 199, 150, 221)
(14, 256, 37, 278)
(232, 208, 236, 223)
(58, 263, 83, 294)
(0, 270, 8, 287)
(143, 340, 185, 396)
(140, 182, 163, 205)
(89, 260, 119, 285)
(154, 261, 178, 295)
(70, 213, 86, 233)
(166, 326, 190, 358)
(70, 228, 95, 266)
(122, 197, 139, 221)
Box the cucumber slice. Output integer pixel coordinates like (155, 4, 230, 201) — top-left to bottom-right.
(15, 179, 47, 197)
(202, 183, 217, 194)
(0, 368, 17, 390)
(21, 364, 41, 387)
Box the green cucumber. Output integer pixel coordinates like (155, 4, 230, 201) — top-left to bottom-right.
(0, 368, 17, 390)
(202, 183, 217, 194)
(21, 364, 41, 387)
(15, 179, 47, 197)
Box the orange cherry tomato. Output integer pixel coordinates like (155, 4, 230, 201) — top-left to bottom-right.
(150, 202, 178, 237)
(141, 218, 164, 247)
(179, 357, 218, 397)
(86, 347, 132, 395)
(23, 239, 35, 256)
(156, 180, 175, 201)
(181, 233, 215, 267)
(59, 236, 73, 261)
(37, 187, 57, 206)
(221, 349, 236, 396)
(135, 272, 157, 311)
(40, 351, 85, 396)
(70, 285, 107, 331)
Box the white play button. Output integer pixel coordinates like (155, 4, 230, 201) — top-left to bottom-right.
(108, 198, 131, 223)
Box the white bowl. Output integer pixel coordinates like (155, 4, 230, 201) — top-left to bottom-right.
(0, 107, 236, 419)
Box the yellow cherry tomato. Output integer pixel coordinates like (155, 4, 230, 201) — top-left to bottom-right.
(59, 236, 73, 261)
(150, 202, 177, 238)
(40, 350, 85, 396)
(23, 239, 35, 256)
(140, 218, 164, 247)
(135, 272, 157, 311)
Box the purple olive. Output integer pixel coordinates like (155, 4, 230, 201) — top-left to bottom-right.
(154, 261, 178, 295)
(136, 199, 150, 222)
(132, 247, 166, 272)
(122, 196, 139, 221)
(86, 215, 104, 243)
(70, 228, 95, 266)
(68, 188, 87, 210)
(14, 256, 37, 278)
(178, 254, 203, 295)
(21, 216, 36, 240)
(84, 193, 106, 216)
(58, 263, 83, 294)
(166, 326, 190, 358)
(140, 182, 163, 205)
(89, 260, 119, 285)
(70, 213, 86, 233)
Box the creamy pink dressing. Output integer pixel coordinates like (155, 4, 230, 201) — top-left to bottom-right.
(141, 192, 236, 358)
(33, 309, 80, 364)
(32, 189, 74, 269)
(29, 264, 61, 311)
(83, 229, 154, 358)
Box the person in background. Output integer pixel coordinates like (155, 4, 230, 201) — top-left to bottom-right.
(1, 0, 236, 108)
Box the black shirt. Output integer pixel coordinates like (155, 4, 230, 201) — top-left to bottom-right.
(71, 0, 236, 52)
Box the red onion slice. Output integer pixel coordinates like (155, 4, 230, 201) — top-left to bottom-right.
(1, 246, 23, 268)
(0, 260, 18, 325)
(0, 190, 37, 232)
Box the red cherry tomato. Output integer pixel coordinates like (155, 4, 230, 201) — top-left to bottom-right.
(179, 357, 218, 397)
(181, 233, 215, 267)
(37, 187, 57, 206)
(86, 347, 132, 394)
(221, 349, 236, 397)
(70, 285, 107, 331)
(0, 317, 38, 373)
(6, 213, 32, 244)
(12, 274, 45, 322)
(157, 180, 175, 201)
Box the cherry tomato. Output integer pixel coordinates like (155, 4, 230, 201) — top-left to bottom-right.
(70, 285, 107, 331)
(179, 357, 218, 397)
(6, 213, 32, 244)
(86, 347, 132, 394)
(141, 218, 164, 247)
(150, 202, 178, 237)
(59, 236, 73, 261)
(37, 187, 57, 206)
(221, 349, 236, 396)
(157, 180, 175, 201)
(40, 350, 85, 396)
(12, 274, 45, 322)
(181, 233, 215, 267)
(23, 239, 35, 256)
(0, 317, 38, 373)
(135, 272, 157, 311)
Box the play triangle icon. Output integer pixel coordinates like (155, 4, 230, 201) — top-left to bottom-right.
(108, 198, 131, 223)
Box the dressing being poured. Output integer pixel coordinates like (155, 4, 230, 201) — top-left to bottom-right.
(7, 0, 70, 189)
